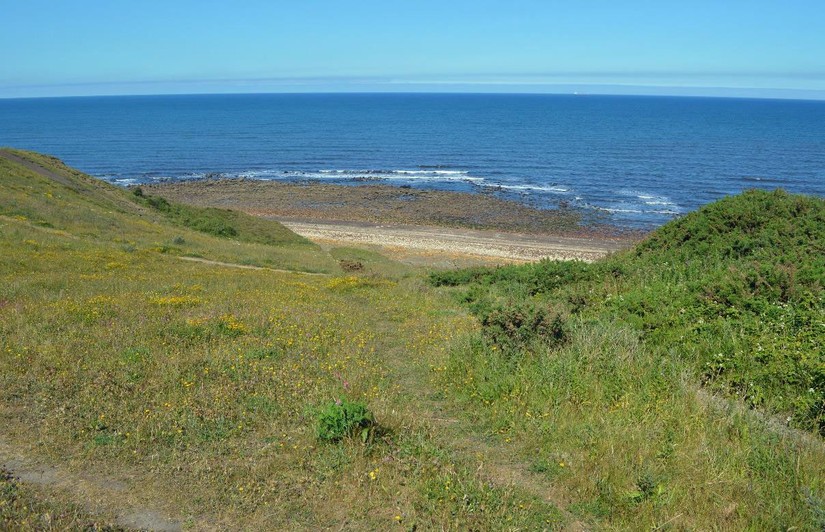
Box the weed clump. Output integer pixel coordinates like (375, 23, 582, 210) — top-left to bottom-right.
(339, 259, 364, 272)
(315, 398, 375, 443)
(480, 301, 567, 349)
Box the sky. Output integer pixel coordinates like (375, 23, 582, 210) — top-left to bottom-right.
(2, 0, 824, 99)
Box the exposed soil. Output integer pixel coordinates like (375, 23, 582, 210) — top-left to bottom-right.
(0, 150, 78, 189)
(176, 255, 329, 275)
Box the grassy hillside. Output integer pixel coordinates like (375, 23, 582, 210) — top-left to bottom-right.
(0, 149, 339, 273)
(0, 150, 561, 529)
(431, 189, 825, 432)
(431, 189, 825, 528)
(2, 150, 824, 529)
(130, 185, 309, 246)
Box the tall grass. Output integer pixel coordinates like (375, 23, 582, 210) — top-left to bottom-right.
(431, 189, 825, 528)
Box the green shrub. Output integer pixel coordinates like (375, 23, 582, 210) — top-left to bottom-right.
(479, 300, 567, 349)
(315, 398, 375, 443)
(185, 213, 238, 237)
(434, 189, 825, 433)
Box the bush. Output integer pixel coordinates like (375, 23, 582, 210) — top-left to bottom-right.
(315, 398, 375, 443)
(339, 259, 364, 272)
(185, 214, 238, 237)
(435, 189, 825, 433)
(480, 300, 567, 349)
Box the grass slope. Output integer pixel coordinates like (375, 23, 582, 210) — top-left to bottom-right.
(0, 150, 563, 529)
(131, 186, 309, 246)
(3, 150, 825, 529)
(430, 189, 825, 528)
(0, 149, 338, 274)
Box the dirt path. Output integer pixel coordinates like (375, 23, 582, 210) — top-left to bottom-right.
(377, 323, 590, 530)
(0, 436, 184, 531)
(176, 255, 329, 276)
(279, 219, 626, 262)
(0, 150, 77, 189)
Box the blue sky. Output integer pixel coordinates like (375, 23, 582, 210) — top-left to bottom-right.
(2, 0, 824, 99)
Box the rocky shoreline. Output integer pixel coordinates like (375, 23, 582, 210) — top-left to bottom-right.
(144, 179, 644, 241)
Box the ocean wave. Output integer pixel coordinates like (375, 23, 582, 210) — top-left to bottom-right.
(308, 169, 485, 183)
(601, 207, 682, 215)
(584, 190, 683, 217)
(236, 170, 282, 179)
(318, 169, 473, 178)
(619, 191, 682, 210)
(489, 183, 570, 194)
(181, 168, 488, 184)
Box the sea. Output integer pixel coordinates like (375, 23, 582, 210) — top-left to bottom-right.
(1, 93, 824, 228)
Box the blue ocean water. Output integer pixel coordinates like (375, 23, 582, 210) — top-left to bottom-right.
(1, 93, 823, 228)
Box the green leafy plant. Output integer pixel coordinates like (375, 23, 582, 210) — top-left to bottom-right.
(315, 398, 376, 443)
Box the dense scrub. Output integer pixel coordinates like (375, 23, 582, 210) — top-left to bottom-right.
(430, 189, 825, 528)
(432, 189, 825, 433)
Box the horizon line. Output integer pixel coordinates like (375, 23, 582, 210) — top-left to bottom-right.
(2, 89, 825, 103)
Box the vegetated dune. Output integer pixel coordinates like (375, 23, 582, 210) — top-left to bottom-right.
(2, 150, 824, 530)
(432, 188, 825, 434)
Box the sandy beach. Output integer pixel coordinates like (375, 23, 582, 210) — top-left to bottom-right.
(279, 219, 625, 262)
